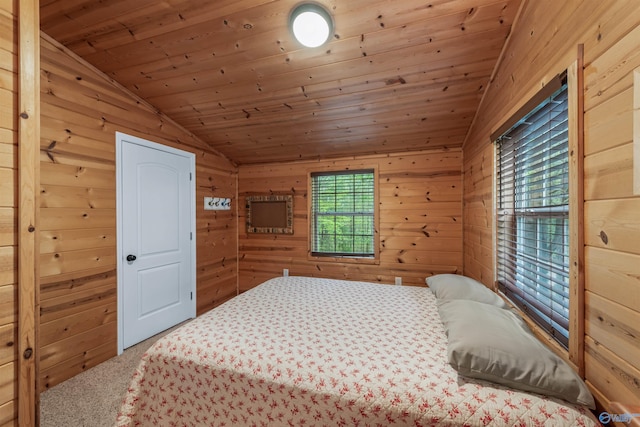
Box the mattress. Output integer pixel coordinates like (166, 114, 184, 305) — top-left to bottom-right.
(116, 276, 598, 426)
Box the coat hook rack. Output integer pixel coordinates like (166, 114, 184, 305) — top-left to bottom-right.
(199, 184, 230, 210)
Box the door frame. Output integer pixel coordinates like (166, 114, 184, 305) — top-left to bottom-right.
(115, 132, 196, 354)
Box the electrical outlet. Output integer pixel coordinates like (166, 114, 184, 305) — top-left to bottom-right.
(395, 277, 402, 285)
(283, 268, 289, 277)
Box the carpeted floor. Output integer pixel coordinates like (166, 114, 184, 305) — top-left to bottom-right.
(39, 325, 182, 427)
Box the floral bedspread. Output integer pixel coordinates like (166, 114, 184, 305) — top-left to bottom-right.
(116, 276, 598, 426)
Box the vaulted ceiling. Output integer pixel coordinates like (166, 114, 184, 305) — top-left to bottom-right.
(40, 0, 521, 165)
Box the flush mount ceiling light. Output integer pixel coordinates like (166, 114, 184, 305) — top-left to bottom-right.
(289, 3, 333, 48)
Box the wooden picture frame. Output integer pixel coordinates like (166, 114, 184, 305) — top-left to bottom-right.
(246, 194, 294, 234)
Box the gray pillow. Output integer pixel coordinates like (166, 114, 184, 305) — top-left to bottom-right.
(438, 299, 595, 409)
(426, 274, 507, 308)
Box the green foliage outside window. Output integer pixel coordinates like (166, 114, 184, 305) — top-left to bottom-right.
(311, 171, 375, 256)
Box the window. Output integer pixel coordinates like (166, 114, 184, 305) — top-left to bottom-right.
(495, 77, 570, 348)
(310, 170, 375, 257)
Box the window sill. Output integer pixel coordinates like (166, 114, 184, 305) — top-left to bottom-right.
(307, 254, 380, 265)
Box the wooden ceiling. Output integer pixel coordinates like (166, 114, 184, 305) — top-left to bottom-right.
(40, 0, 521, 165)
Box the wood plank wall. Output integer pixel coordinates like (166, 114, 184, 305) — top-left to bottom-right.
(463, 0, 640, 410)
(0, 1, 18, 425)
(38, 35, 238, 392)
(238, 149, 462, 291)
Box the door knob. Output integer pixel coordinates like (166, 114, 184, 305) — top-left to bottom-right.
(126, 254, 137, 262)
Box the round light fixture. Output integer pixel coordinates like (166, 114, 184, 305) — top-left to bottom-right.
(289, 3, 333, 48)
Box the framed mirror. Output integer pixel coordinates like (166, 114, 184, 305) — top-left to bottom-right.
(245, 194, 294, 234)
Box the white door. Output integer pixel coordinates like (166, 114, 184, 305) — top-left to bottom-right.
(116, 132, 195, 351)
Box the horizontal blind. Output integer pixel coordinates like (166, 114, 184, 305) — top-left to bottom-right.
(311, 170, 375, 257)
(496, 83, 570, 348)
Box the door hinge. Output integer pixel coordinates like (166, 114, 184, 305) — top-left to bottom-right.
(190, 232, 193, 240)
(190, 292, 193, 300)
(189, 172, 192, 181)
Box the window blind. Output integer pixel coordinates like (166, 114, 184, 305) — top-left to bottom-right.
(496, 83, 570, 348)
(310, 170, 375, 257)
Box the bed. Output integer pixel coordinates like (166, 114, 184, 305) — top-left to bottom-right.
(116, 276, 599, 426)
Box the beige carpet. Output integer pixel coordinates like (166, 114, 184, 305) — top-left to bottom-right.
(40, 325, 183, 427)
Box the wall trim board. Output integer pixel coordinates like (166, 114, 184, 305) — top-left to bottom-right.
(568, 49, 586, 376)
(18, 1, 40, 425)
(634, 67, 640, 195)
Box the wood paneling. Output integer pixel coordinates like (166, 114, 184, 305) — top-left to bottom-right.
(585, 247, 640, 313)
(238, 149, 462, 291)
(0, 364, 15, 416)
(461, 142, 493, 285)
(584, 87, 633, 157)
(38, 34, 238, 392)
(463, 0, 640, 411)
(39, 0, 520, 165)
(584, 143, 634, 200)
(0, 0, 18, 425)
(0, 324, 16, 367)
